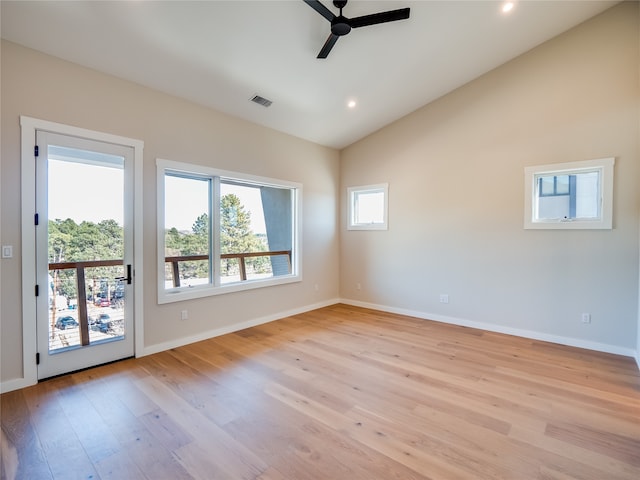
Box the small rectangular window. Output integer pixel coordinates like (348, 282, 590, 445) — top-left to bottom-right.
(157, 159, 301, 303)
(524, 158, 614, 229)
(348, 183, 388, 230)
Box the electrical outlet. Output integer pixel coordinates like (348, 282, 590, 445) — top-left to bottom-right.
(314, 284, 319, 292)
(581, 313, 591, 324)
(439, 294, 449, 304)
(356, 283, 362, 291)
(181, 310, 188, 321)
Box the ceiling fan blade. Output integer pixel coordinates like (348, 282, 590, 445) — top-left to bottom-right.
(317, 33, 339, 58)
(350, 8, 410, 28)
(303, 0, 335, 22)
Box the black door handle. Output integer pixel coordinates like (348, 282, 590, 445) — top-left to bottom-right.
(115, 264, 133, 285)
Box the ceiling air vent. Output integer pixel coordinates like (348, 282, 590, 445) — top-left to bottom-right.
(250, 94, 273, 108)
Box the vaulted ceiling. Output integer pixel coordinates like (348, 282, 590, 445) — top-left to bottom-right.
(1, 1, 618, 149)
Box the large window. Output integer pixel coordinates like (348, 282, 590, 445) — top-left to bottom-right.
(524, 158, 614, 229)
(157, 159, 301, 303)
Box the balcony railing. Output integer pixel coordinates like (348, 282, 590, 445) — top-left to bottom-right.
(49, 259, 123, 347)
(164, 250, 292, 288)
(47, 249, 293, 346)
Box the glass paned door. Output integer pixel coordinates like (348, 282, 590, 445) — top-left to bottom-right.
(36, 131, 134, 379)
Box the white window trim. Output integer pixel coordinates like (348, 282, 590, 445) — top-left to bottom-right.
(347, 183, 389, 231)
(156, 158, 302, 304)
(524, 158, 615, 230)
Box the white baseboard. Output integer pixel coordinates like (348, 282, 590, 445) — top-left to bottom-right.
(141, 298, 341, 357)
(0, 377, 34, 394)
(341, 298, 637, 360)
(3, 296, 636, 393)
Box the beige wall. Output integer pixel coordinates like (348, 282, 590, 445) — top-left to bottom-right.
(340, 2, 639, 353)
(1, 41, 340, 385)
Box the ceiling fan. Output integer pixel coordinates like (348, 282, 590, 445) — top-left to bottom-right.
(303, 0, 411, 59)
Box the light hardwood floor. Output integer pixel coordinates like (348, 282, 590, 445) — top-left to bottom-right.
(2, 304, 639, 479)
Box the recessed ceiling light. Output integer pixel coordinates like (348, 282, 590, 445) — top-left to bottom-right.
(347, 100, 357, 109)
(502, 2, 515, 14)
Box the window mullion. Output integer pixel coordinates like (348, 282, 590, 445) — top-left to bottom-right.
(213, 176, 221, 288)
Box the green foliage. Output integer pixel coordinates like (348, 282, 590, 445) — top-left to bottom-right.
(219, 194, 269, 276)
(192, 213, 209, 237)
(48, 218, 125, 300)
(220, 194, 263, 253)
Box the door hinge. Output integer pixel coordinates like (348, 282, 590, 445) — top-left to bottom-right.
(34, 145, 39, 157)
(35, 284, 39, 296)
(34, 213, 39, 225)
(36, 352, 40, 365)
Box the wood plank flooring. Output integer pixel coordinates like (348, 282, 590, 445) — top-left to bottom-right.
(2, 304, 639, 479)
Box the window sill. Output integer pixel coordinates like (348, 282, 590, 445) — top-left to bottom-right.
(158, 274, 302, 304)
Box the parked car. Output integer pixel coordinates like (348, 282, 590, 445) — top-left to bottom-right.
(92, 313, 111, 333)
(93, 295, 110, 306)
(55, 316, 78, 330)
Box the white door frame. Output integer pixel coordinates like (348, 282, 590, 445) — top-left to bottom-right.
(20, 116, 144, 387)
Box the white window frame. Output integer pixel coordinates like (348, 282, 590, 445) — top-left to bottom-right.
(157, 158, 301, 304)
(524, 157, 615, 229)
(347, 183, 389, 231)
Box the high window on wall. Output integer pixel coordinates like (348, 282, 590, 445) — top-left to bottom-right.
(157, 159, 301, 303)
(347, 183, 389, 230)
(524, 158, 614, 229)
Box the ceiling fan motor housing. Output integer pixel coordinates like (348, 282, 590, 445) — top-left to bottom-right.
(331, 16, 351, 36)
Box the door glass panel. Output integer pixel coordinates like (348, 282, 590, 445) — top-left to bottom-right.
(47, 146, 125, 353)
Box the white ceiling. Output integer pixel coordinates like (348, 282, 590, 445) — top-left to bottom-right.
(1, 0, 618, 149)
